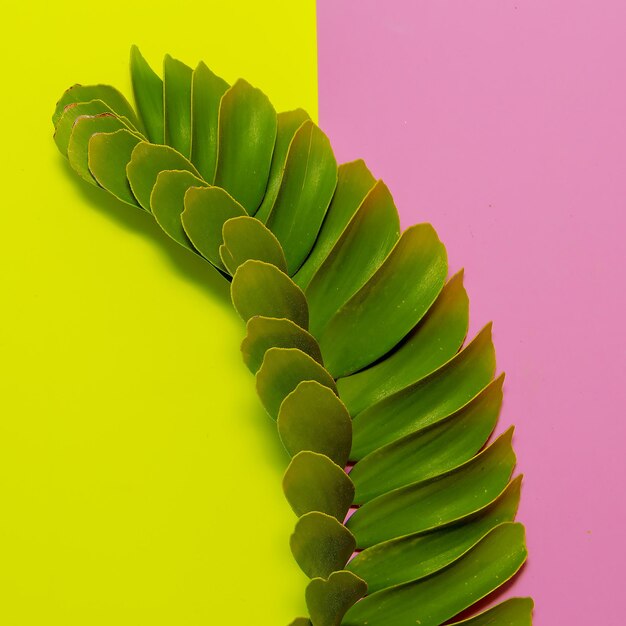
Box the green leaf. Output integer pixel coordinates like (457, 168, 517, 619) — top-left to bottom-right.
(231, 261, 308, 328)
(278, 381, 352, 467)
(190, 61, 229, 182)
(241, 317, 322, 374)
(351, 324, 496, 460)
(220, 216, 288, 274)
(256, 348, 336, 420)
(54, 99, 114, 155)
(350, 375, 503, 503)
(290, 511, 356, 579)
(337, 270, 469, 416)
(346, 429, 516, 548)
(214, 79, 277, 213)
(283, 451, 354, 520)
(88, 129, 143, 207)
(266, 120, 338, 274)
(126, 142, 200, 211)
(318, 223, 447, 378)
(163, 54, 193, 157)
(150, 170, 207, 248)
(180, 186, 246, 269)
(53, 53, 533, 624)
(68, 114, 137, 185)
(130, 46, 164, 144)
(219, 246, 237, 276)
(294, 159, 377, 291)
(52, 83, 142, 132)
(447, 597, 534, 625)
(341, 523, 527, 626)
(307, 571, 367, 626)
(255, 109, 311, 222)
(346, 476, 521, 593)
(306, 180, 400, 337)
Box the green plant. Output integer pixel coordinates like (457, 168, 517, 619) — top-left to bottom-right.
(52, 47, 533, 626)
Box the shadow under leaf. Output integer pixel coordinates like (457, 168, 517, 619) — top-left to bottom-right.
(59, 156, 232, 310)
(58, 155, 291, 467)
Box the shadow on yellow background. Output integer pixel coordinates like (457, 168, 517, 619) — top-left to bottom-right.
(0, 2, 318, 623)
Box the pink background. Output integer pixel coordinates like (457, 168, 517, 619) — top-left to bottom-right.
(317, 1, 626, 623)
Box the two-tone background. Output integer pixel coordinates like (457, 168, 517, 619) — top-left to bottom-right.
(1, 1, 624, 624)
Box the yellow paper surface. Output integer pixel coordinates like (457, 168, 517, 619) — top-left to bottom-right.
(0, 2, 318, 623)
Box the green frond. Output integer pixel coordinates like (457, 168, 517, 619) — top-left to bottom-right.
(52, 48, 532, 625)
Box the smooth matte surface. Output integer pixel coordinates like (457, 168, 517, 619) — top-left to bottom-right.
(317, 1, 626, 622)
(0, 1, 318, 624)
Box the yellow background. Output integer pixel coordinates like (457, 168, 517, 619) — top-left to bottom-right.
(0, 1, 318, 623)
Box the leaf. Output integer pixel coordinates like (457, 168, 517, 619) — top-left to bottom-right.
(283, 452, 354, 520)
(52, 83, 142, 132)
(218, 246, 237, 276)
(88, 130, 143, 207)
(126, 142, 200, 211)
(130, 45, 164, 144)
(278, 381, 352, 467)
(346, 476, 521, 593)
(337, 269, 469, 416)
(214, 79, 277, 213)
(190, 61, 229, 182)
(54, 99, 114, 155)
(68, 114, 137, 185)
(318, 223, 448, 378)
(53, 52, 533, 625)
(341, 523, 527, 626)
(220, 216, 288, 274)
(266, 120, 338, 274)
(306, 180, 400, 337)
(290, 511, 356, 579)
(446, 597, 534, 625)
(180, 186, 246, 269)
(150, 170, 207, 248)
(307, 571, 367, 626)
(256, 348, 336, 420)
(349, 375, 503, 503)
(294, 159, 377, 291)
(351, 324, 496, 460)
(255, 109, 311, 222)
(346, 429, 516, 548)
(241, 317, 323, 374)
(231, 261, 309, 328)
(163, 54, 193, 157)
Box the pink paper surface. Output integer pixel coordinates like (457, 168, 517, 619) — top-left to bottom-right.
(317, 1, 626, 623)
